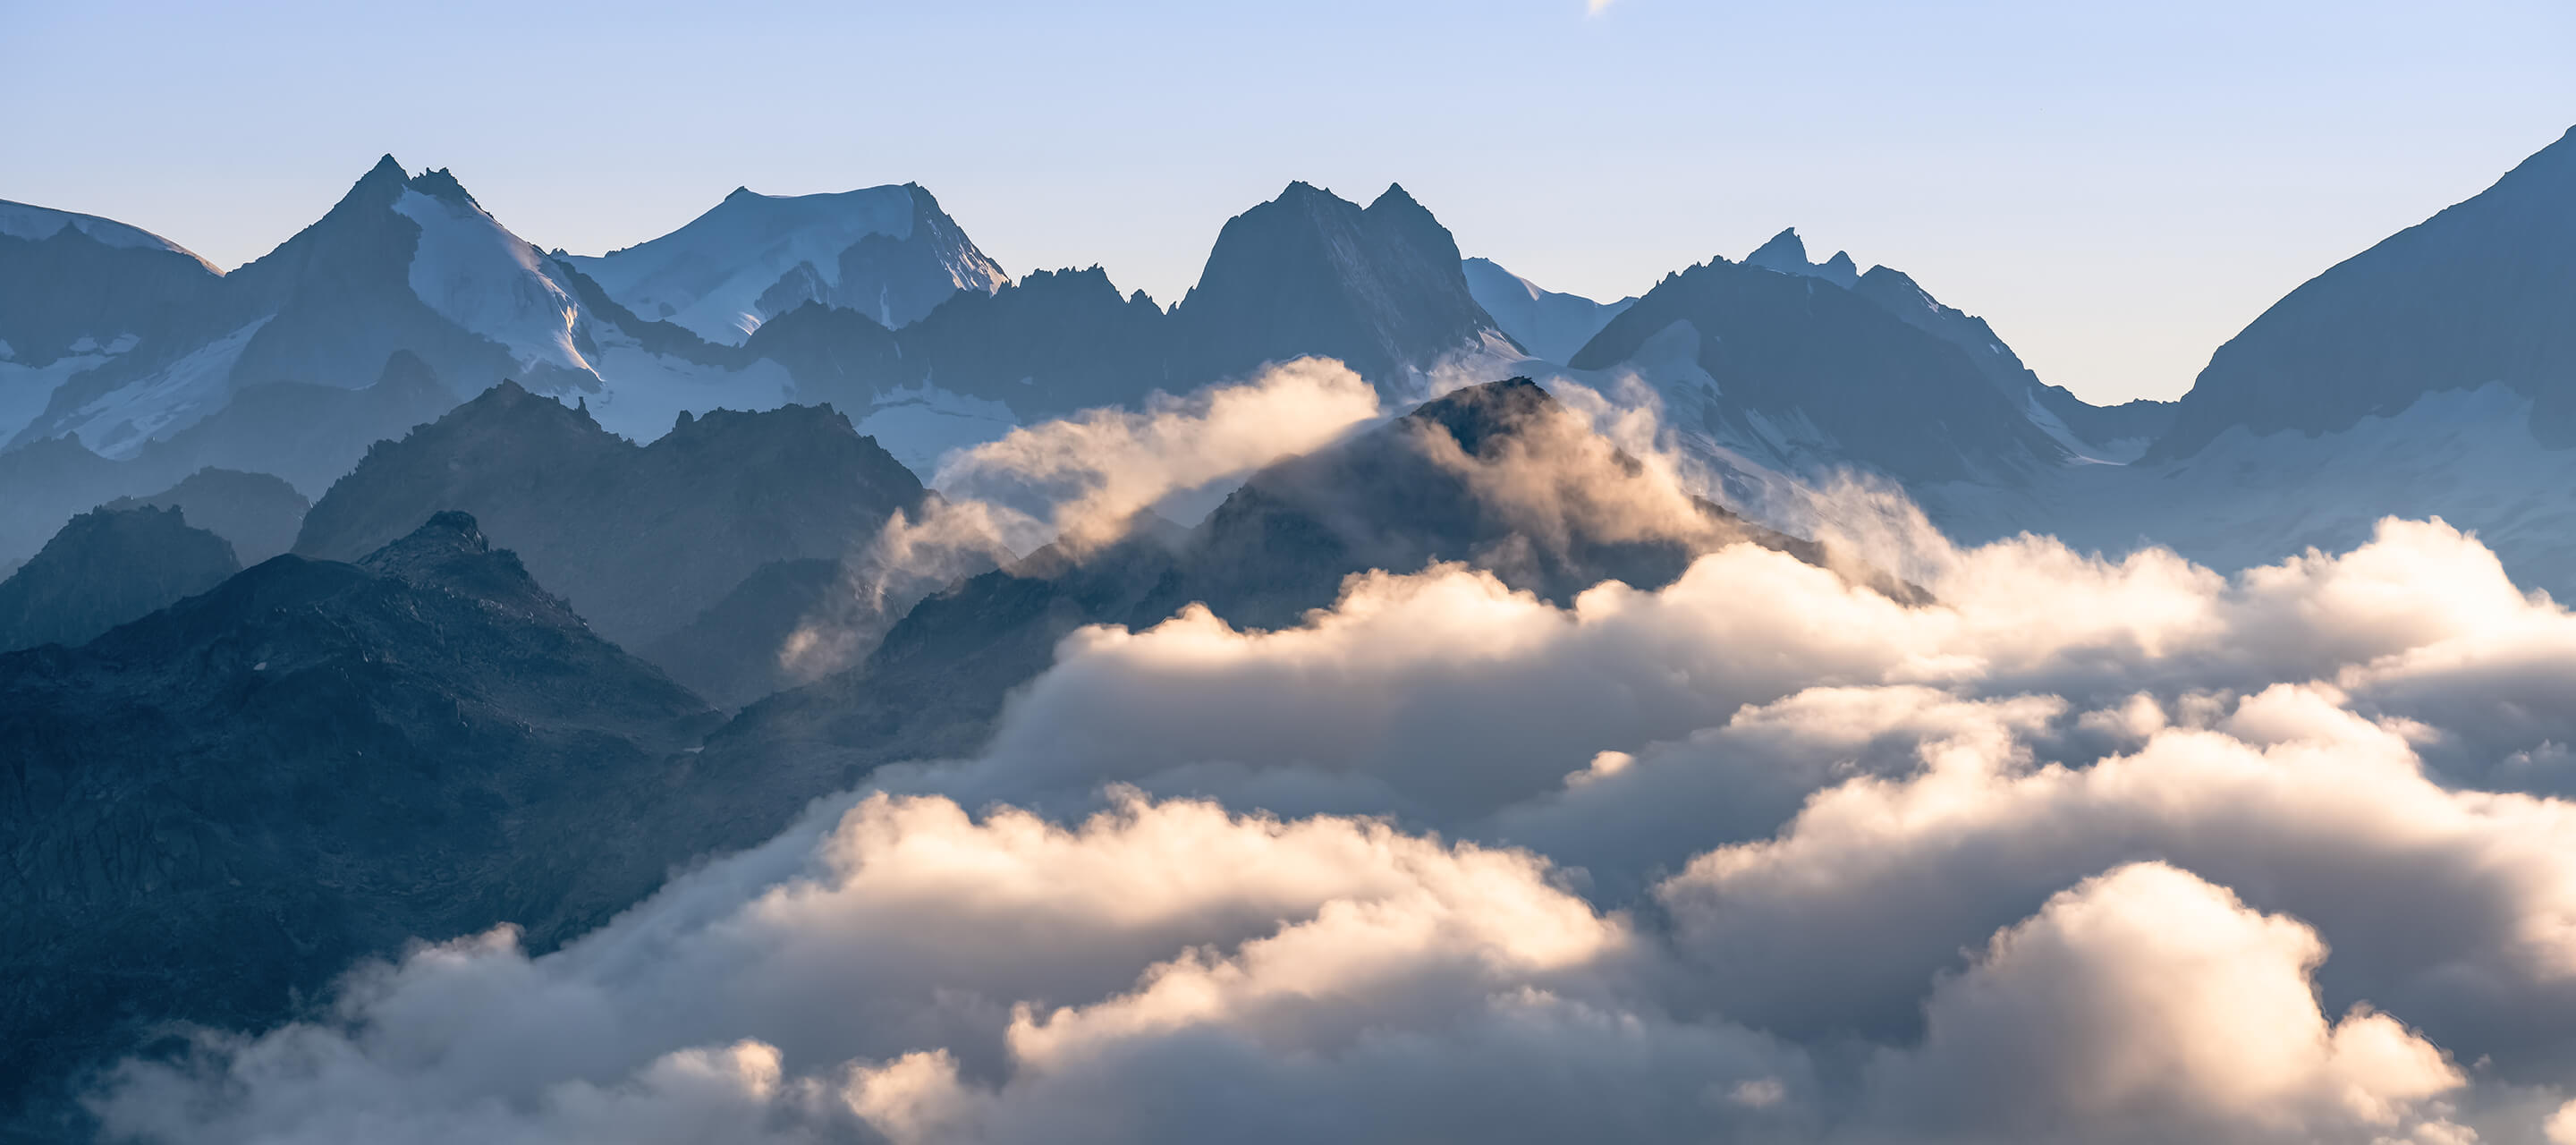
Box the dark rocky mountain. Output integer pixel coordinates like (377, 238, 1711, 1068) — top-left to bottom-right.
(566, 183, 1007, 344)
(294, 382, 926, 655)
(0, 512, 760, 1137)
(1745, 227, 1860, 287)
(0, 506, 238, 652)
(1731, 227, 2176, 455)
(710, 377, 1891, 782)
(1166, 182, 1512, 390)
(1570, 253, 2072, 484)
(1461, 256, 1633, 363)
(2150, 125, 2576, 458)
(743, 182, 1517, 438)
(216, 160, 600, 403)
(4, 175, 1513, 523)
(751, 266, 1174, 424)
(102, 468, 308, 564)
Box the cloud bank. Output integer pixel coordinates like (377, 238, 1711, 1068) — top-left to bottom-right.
(85, 381, 2576, 1144)
(780, 358, 1382, 680)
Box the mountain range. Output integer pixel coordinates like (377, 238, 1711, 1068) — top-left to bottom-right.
(7, 127, 2573, 588)
(1920, 124, 2576, 586)
(7, 123, 2576, 1137)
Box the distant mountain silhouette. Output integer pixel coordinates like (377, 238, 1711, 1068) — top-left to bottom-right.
(102, 468, 306, 564)
(1166, 182, 1513, 389)
(0, 512, 760, 1132)
(2152, 126, 2576, 458)
(739, 181, 1520, 465)
(1572, 252, 2072, 483)
(295, 381, 925, 655)
(0, 505, 236, 652)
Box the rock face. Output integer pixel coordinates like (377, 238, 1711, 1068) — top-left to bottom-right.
(102, 468, 308, 564)
(294, 381, 926, 651)
(0, 505, 238, 652)
(0, 513, 775, 1132)
(1167, 182, 1510, 390)
(2151, 125, 2576, 458)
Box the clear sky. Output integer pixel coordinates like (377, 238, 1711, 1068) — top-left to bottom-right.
(4, 0, 2571, 403)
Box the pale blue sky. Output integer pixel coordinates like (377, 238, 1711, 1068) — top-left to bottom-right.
(4, 0, 2571, 402)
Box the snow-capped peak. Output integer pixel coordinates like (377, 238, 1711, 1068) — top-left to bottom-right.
(565, 183, 1006, 344)
(0, 199, 217, 270)
(390, 185, 592, 377)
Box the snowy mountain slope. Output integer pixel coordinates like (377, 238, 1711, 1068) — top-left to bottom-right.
(2152, 124, 2576, 459)
(0, 200, 229, 444)
(6, 157, 810, 462)
(1902, 125, 2576, 595)
(388, 181, 589, 377)
(1462, 257, 1633, 363)
(565, 184, 1005, 344)
(1926, 384, 2576, 595)
(0, 200, 216, 265)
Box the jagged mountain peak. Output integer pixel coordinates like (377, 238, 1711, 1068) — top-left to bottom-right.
(1746, 227, 1860, 288)
(405, 166, 479, 208)
(0, 504, 240, 652)
(1402, 376, 1558, 456)
(1747, 226, 1809, 267)
(362, 507, 488, 563)
(296, 381, 630, 564)
(298, 380, 924, 648)
(352, 508, 579, 625)
(1371, 182, 1425, 211)
(447, 377, 606, 432)
(1174, 179, 1505, 388)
